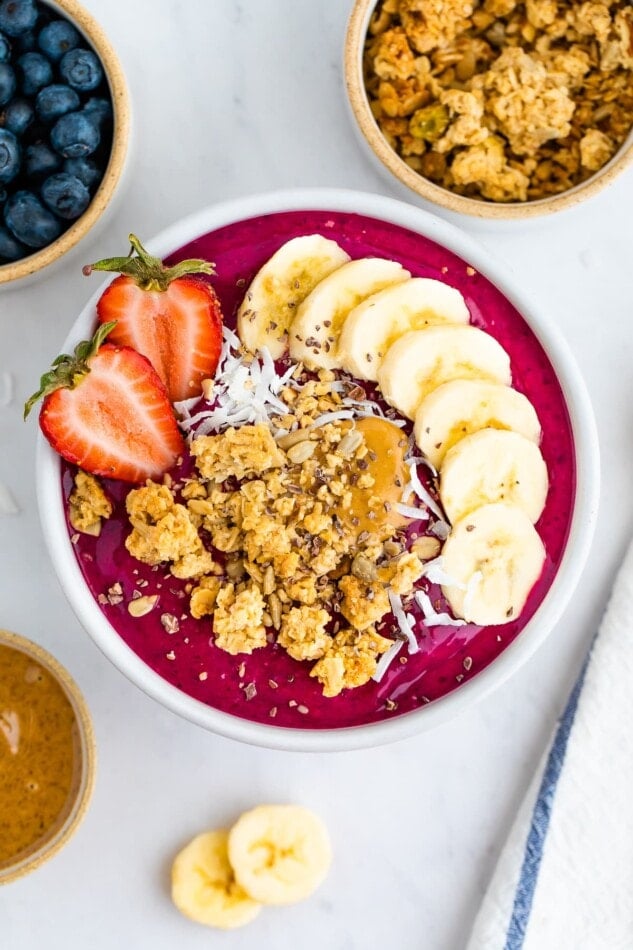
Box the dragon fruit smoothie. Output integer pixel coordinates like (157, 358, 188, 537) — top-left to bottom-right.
(62, 210, 575, 730)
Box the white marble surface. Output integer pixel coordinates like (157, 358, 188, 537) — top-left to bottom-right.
(1, 2, 632, 948)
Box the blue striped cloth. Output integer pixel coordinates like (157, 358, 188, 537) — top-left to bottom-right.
(468, 540, 633, 950)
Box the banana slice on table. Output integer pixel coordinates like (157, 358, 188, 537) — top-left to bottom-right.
(228, 804, 332, 905)
(377, 324, 512, 420)
(414, 379, 541, 469)
(439, 428, 548, 525)
(338, 277, 470, 382)
(237, 234, 350, 358)
(441, 502, 546, 625)
(171, 830, 262, 929)
(288, 257, 410, 370)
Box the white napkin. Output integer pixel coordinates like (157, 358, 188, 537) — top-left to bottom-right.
(467, 538, 633, 950)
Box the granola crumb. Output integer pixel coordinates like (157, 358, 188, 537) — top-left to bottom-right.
(243, 682, 257, 701)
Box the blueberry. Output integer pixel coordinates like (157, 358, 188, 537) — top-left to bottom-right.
(50, 110, 99, 158)
(41, 171, 89, 220)
(17, 50, 51, 94)
(82, 96, 112, 129)
(25, 141, 60, 177)
(0, 31, 10, 61)
(59, 48, 102, 92)
(0, 1, 38, 38)
(38, 19, 79, 61)
(0, 127, 20, 183)
(0, 61, 15, 105)
(36, 82, 79, 121)
(4, 95, 32, 133)
(4, 190, 61, 247)
(0, 223, 26, 261)
(63, 155, 100, 189)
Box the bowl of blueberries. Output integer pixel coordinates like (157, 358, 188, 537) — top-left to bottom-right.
(0, 0, 130, 285)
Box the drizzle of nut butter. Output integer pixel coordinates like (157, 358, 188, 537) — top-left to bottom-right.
(0, 646, 78, 865)
(338, 417, 411, 537)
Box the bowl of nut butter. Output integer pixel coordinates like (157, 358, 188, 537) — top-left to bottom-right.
(0, 629, 95, 883)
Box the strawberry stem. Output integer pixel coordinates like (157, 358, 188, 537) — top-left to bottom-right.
(24, 322, 117, 419)
(84, 233, 215, 292)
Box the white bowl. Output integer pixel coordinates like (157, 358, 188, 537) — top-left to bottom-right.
(36, 188, 600, 752)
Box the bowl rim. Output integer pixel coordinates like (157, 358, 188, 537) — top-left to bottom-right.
(0, 628, 96, 884)
(0, 0, 131, 285)
(344, 0, 633, 220)
(36, 187, 600, 752)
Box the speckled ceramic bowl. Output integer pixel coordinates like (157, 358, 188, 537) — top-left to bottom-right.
(0, 629, 95, 884)
(345, 0, 633, 222)
(0, 0, 131, 287)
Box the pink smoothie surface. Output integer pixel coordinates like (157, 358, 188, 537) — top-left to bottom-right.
(62, 210, 576, 730)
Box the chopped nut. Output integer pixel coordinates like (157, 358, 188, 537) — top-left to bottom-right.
(127, 594, 158, 617)
(286, 440, 316, 464)
(336, 429, 363, 458)
(160, 613, 180, 634)
(410, 536, 442, 560)
(276, 427, 312, 449)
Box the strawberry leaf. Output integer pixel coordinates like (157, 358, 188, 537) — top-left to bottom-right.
(24, 321, 117, 419)
(84, 233, 215, 292)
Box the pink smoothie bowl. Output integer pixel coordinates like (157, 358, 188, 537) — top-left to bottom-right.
(35, 189, 600, 752)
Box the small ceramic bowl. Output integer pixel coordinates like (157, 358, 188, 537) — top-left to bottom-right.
(0, 0, 131, 287)
(0, 629, 95, 884)
(345, 0, 633, 222)
(36, 188, 600, 752)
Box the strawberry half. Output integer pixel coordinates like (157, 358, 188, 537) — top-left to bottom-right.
(25, 322, 185, 484)
(84, 235, 223, 404)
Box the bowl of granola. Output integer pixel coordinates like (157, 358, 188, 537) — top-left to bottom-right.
(35, 189, 599, 750)
(345, 0, 633, 219)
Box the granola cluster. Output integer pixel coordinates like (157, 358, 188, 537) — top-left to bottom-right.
(364, 0, 633, 201)
(68, 471, 113, 536)
(117, 372, 439, 698)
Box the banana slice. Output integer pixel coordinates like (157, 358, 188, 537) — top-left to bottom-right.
(288, 257, 410, 370)
(171, 830, 262, 929)
(439, 428, 548, 525)
(237, 234, 350, 358)
(338, 277, 470, 381)
(228, 804, 331, 905)
(441, 502, 546, 625)
(377, 325, 512, 420)
(414, 379, 541, 469)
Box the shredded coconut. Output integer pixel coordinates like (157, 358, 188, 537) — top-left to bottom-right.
(415, 589, 466, 627)
(395, 501, 431, 521)
(403, 458, 444, 519)
(421, 556, 466, 589)
(178, 329, 295, 437)
(372, 637, 404, 682)
(388, 590, 419, 653)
